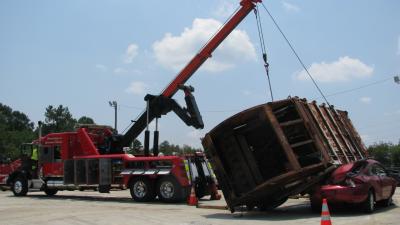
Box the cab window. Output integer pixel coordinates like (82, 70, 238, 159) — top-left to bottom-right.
(54, 145, 61, 162)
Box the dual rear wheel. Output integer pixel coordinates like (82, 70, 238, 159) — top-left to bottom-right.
(129, 176, 185, 203)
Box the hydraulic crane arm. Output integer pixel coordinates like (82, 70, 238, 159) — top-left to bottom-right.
(119, 0, 261, 148)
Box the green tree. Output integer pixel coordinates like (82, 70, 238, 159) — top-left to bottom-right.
(42, 105, 77, 134)
(77, 116, 95, 124)
(0, 103, 35, 159)
(126, 139, 143, 154)
(158, 140, 202, 156)
(159, 140, 173, 155)
(368, 141, 400, 168)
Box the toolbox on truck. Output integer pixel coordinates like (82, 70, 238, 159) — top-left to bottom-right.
(202, 97, 367, 212)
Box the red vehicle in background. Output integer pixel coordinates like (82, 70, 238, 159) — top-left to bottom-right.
(0, 158, 21, 191)
(311, 159, 397, 213)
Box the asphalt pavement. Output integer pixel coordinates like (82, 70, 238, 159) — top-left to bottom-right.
(0, 188, 399, 225)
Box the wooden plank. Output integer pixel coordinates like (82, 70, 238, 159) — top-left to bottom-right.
(336, 110, 367, 157)
(334, 110, 366, 159)
(236, 134, 264, 184)
(290, 139, 313, 148)
(296, 101, 331, 163)
(325, 107, 357, 161)
(317, 105, 350, 163)
(279, 118, 303, 127)
(307, 102, 340, 162)
(202, 134, 236, 207)
(231, 162, 328, 207)
(263, 104, 301, 171)
(293, 100, 331, 164)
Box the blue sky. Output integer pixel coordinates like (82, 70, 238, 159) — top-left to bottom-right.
(1, 0, 399, 148)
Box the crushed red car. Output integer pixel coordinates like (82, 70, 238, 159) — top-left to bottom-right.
(311, 159, 397, 213)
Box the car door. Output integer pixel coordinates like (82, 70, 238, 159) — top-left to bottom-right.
(375, 165, 394, 198)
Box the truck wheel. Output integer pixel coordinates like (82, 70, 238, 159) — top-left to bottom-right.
(12, 177, 28, 196)
(130, 177, 155, 202)
(44, 188, 58, 196)
(362, 190, 375, 213)
(157, 176, 184, 203)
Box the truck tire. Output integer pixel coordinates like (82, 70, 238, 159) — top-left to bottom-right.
(156, 176, 185, 203)
(12, 177, 28, 196)
(44, 188, 58, 196)
(130, 177, 156, 202)
(362, 190, 375, 213)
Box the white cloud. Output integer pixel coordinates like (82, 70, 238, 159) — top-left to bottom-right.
(95, 64, 107, 72)
(113, 67, 128, 74)
(295, 56, 374, 82)
(152, 18, 256, 73)
(124, 44, 139, 64)
(125, 81, 148, 95)
(282, 1, 300, 12)
(360, 97, 372, 104)
(213, 0, 236, 18)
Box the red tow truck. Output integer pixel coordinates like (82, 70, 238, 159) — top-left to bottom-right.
(2, 126, 218, 202)
(0, 0, 261, 202)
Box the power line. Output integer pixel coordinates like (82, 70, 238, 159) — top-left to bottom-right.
(324, 77, 393, 98)
(260, 2, 331, 107)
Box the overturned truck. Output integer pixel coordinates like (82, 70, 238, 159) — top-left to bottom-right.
(202, 97, 367, 212)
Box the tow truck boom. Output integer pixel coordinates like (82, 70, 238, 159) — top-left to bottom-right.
(119, 0, 261, 149)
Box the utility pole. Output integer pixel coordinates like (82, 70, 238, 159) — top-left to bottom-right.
(109, 101, 118, 131)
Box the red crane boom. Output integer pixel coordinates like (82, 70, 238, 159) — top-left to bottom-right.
(120, 0, 261, 149)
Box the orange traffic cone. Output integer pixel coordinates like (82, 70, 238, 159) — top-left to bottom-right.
(209, 183, 221, 200)
(321, 198, 332, 225)
(187, 186, 198, 206)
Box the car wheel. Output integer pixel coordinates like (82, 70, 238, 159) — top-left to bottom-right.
(129, 177, 156, 202)
(44, 188, 58, 196)
(381, 195, 393, 207)
(12, 176, 28, 196)
(156, 176, 185, 203)
(362, 190, 375, 213)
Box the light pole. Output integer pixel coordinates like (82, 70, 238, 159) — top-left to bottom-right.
(108, 101, 117, 131)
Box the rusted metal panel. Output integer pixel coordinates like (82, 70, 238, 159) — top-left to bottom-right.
(335, 110, 367, 159)
(202, 97, 366, 211)
(306, 101, 341, 163)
